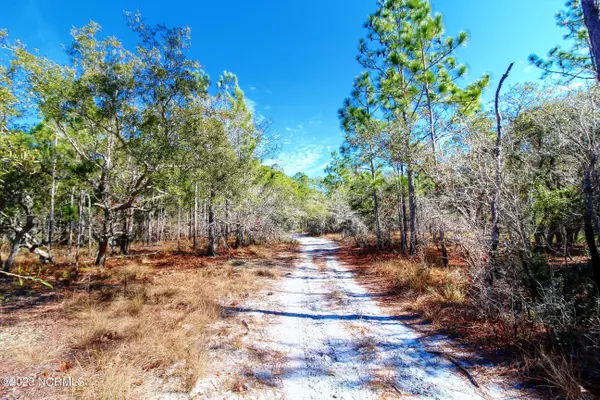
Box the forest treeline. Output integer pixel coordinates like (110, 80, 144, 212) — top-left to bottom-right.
(0, 12, 325, 273)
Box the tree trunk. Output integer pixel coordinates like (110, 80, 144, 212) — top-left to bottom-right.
(68, 187, 74, 256)
(4, 221, 28, 272)
(225, 198, 230, 242)
(120, 208, 133, 255)
(88, 194, 92, 258)
(582, 0, 600, 80)
(368, 150, 382, 248)
(95, 239, 108, 266)
(187, 206, 192, 239)
(177, 202, 182, 252)
(421, 53, 448, 266)
(147, 210, 153, 247)
(394, 163, 406, 253)
(208, 190, 216, 256)
(584, 162, 600, 291)
(75, 190, 84, 276)
(407, 165, 417, 256)
(490, 62, 514, 265)
(4, 214, 51, 272)
(236, 225, 245, 248)
(95, 170, 112, 266)
(158, 206, 164, 243)
(48, 132, 58, 257)
(193, 183, 198, 253)
(400, 164, 409, 255)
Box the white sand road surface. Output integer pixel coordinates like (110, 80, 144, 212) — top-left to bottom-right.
(190, 236, 530, 400)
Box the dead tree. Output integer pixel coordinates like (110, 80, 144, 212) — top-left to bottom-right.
(490, 62, 514, 268)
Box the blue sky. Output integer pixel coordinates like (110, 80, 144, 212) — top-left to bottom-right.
(1, 0, 567, 177)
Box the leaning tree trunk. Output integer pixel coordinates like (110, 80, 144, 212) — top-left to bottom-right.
(4, 221, 29, 272)
(490, 62, 514, 268)
(4, 207, 52, 272)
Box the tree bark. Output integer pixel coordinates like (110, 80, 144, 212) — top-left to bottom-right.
(67, 187, 74, 256)
(394, 163, 407, 254)
(407, 165, 417, 256)
(193, 183, 198, 253)
(369, 152, 382, 248)
(48, 132, 58, 257)
(208, 190, 216, 256)
(584, 160, 600, 291)
(177, 202, 182, 252)
(75, 190, 84, 276)
(95, 170, 112, 266)
(400, 164, 409, 255)
(4, 207, 52, 272)
(225, 198, 230, 243)
(120, 208, 133, 255)
(582, 0, 600, 80)
(88, 194, 92, 258)
(490, 62, 514, 264)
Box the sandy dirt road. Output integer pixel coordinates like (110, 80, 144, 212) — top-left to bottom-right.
(191, 236, 527, 400)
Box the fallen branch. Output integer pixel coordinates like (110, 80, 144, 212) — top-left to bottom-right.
(429, 350, 480, 388)
(0, 270, 53, 288)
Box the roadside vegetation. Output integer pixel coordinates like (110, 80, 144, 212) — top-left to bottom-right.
(308, 1, 600, 398)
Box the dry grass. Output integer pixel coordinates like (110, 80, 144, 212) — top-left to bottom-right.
(0, 240, 284, 399)
(370, 258, 467, 306)
(524, 348, 588, 400)
(254, 267, 278, 278)
(68, 263, 258, 398)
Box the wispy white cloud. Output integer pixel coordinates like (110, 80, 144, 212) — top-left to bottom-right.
(264, 144, 326, 176)
(309, 113, 322, 125)
(265, 105, 272, 110)
(557, 80, 587, 93)
(523, 65, 534, 74)
(249, 85, 257, 92)
(285, 124, 305, 133)
(304, 161, 330, 175)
